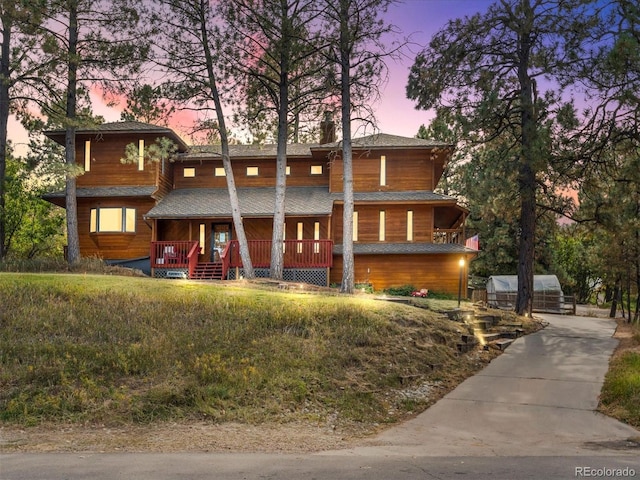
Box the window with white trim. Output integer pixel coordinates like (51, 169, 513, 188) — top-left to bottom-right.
(380, 155, 386, 186)
(407, 210, 414, 241)
(90, 207, 136, 233)
(379, 210, 386, 241)
(137, 139, 145, 171)
(246, 166, 259, 176)
(184, 167, 196, 177)
(84, 140, 91, 172)
(310, 165, 323, 175)
(353, 211, 359, 242)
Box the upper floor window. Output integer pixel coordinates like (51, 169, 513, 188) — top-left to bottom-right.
(353, 211, 359, 242)
(310, 165, 323, 175)
(184, 167, 196, 177)
(84, 140, 91, 172)
(379, 210, 386, 241)
(215, 167, 226, 177)
(247, 166, 259, 176)
(407, 210, 414, 241)
(286, 165, 291, 175)
(138, 139, 145, 171)
(380, 155, 386, 186)
(90, 207, 136, 233)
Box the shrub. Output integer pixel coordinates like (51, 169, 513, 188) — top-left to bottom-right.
(385, 285, 416, 296)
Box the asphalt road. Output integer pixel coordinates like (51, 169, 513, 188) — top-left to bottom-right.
(2, 313, 639, 480)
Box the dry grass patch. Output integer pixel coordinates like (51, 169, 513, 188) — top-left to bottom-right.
(0, 273, 533, 452)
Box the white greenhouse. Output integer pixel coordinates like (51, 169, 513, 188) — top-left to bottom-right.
(486, 275, 572, 313)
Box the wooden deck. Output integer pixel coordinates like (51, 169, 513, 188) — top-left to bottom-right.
(151, 239, 333, 280)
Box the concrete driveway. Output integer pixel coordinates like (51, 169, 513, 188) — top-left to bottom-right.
(325, 313, 640, 457)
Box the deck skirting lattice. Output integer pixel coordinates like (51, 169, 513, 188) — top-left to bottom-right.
(229, 268, 327, 286)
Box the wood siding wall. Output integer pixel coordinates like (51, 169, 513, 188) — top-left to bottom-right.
(332, 204, 434, 244)
(77, 197, 155, 259)
(173, 157, 330, 189)
(330, 253, 468, 294)
(328, 149, 441, 193)
(155, 160, 174, 200)
(76, 133, 162, 187)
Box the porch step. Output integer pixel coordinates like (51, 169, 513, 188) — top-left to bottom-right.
(191, 262, 225, 280)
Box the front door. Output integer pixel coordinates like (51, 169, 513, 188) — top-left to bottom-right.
(211, 223, 231, 262)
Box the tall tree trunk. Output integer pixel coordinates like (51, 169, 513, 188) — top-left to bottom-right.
(515, 2, 535, 316)
(199, 0, 254, 278)
(339, 0, 354, 294)
(0, 18, 11, 260)
(626, 267, 632, 323)
(609, 277, 620, 318)
(270, 82, 288, 280)
(64, 2, 80, 265)
(270, 1, 291, 281)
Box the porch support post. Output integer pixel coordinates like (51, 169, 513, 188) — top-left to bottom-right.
(151, 219, 157, 278)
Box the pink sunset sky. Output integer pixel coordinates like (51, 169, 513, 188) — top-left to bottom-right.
(9, 0, 494, 150)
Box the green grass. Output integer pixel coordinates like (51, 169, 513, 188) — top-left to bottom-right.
(600, 322, 640, 428)
(0, 273, 499, 429)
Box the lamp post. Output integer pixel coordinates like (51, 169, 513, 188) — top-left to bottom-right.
(457, 257, 465, 308)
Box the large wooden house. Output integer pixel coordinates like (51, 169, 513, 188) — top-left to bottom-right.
(44, 120, 476, 293)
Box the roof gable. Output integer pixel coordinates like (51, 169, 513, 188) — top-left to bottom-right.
(44, 121, 189, 151)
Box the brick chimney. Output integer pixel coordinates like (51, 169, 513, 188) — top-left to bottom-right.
(319, 111, 335, 144)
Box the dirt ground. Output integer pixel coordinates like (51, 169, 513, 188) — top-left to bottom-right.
(611, 317, 640, 358)
(0, 420, 372, 454)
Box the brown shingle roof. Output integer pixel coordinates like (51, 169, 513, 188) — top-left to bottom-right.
(181, 143, 315, 160)
(43, 186, 156, 199)
(333, 243, 474, 255)
(44, 121, 189, 151)
(314, 133, 453, 150)
(332, 191, 458, 203)
(145, 186, 334, 219)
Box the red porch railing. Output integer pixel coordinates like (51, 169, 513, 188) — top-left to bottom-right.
(151, 239, 332, 278)
(187, 241, 201, 278)
(229, 239, 333, 268)
(219, 241, 232, 279)
(151, 241, 199, 270)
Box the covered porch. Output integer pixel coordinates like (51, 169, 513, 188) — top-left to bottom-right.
(150, 239, 334, 284)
